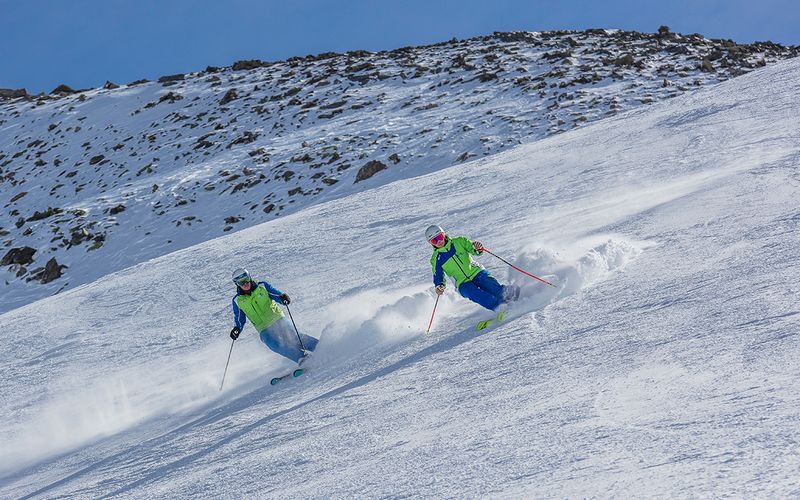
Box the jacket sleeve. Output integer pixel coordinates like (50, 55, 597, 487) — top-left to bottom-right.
(454, 236, 481, 256)
(232, 296, 247, 330)
(431, 253, 445, 286)
(259, 280, 284, 302)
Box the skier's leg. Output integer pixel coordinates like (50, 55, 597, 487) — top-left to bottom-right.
(274, 317, 318, 353)
(472, 270, 504, 297)
(259, 320, 305, 363)
(299, 333, 319, 352)
(473, 270, 518, 303)
(458, 279, 503, 311)
(274, 317, 319, 357)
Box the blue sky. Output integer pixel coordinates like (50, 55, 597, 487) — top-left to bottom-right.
(1, 0, 798, 94)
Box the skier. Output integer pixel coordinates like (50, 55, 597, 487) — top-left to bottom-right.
(229, 268, 318, 364)
(426, 225, 519, 311)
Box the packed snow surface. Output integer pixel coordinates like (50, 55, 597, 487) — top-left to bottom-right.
(1, 57, 799, 498)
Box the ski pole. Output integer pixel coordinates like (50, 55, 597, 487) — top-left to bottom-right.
(482, 248, 556, 287)
(426, 294, 440, 335)
(285, 304, 308, 352)
(219, 338, 235, 391)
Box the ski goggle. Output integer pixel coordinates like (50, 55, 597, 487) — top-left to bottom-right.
(429, 232, 446, 246)
(232, 273, 251, 286)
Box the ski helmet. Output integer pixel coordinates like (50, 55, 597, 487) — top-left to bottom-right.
(231, 268, 251, 286)
(425, 224, 444, 241)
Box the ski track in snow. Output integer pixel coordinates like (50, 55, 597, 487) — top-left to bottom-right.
(1, 58, 800, 498)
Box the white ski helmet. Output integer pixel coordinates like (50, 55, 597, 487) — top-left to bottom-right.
(425, 224, 444, 241)
(231, 268, 251, 286)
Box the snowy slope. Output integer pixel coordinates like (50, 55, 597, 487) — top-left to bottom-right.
(1, 56, 799, 498)
(2, 29, 798, 313)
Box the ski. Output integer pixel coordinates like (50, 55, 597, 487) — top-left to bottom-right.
(270, 368, 305, 386)
(476, 310, 506, 331)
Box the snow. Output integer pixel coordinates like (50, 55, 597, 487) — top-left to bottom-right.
(2, 29, 797, 313)
(1, 55, 799, 497)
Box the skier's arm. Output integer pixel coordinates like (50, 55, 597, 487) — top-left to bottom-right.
(455, 236, 482, 256)
(232, 297, 247, 330)
(431, 254, 445, 286)
(259, 280, 284, 302)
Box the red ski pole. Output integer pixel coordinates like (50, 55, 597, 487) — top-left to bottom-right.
(425, 294, 440, 335)
(482, 248, 556, 287)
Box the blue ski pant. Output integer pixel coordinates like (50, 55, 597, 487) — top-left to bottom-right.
(458, 270, 505, 311)
(259, 317, 318, 363)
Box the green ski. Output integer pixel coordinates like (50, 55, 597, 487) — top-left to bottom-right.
(476, 310, 506, 331)
(270, 368, 305, 386)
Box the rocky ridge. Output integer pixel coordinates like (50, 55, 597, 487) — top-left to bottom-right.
(0, 27, 797, 311)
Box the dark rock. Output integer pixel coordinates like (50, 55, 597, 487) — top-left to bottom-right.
(158, 73, 185, 84)
(493, 32, 538, 44)
(613, 54, 637, 66)
(0, 88, 28, 99)
(388, 153, 401, 164)
(10, 191, 27, 203)
(220, 89, 238, 105)
(232, 59, 265, 71)
(109, 204, 126, 215)
(456, 152, 475, 163)
(451, 53, 475, 70)
(657, 25, 673, 39)
(195, 133, 215, 149)
(699, 58, 714, 72)
(51, 84, 76, 95)
(1, 246, 36, 266)
(224, 216, 241, 224)
(292, 153, 312, 163)
(355, 160, 387, 183)
(347, 74, 372, 84)
(103, 80, 119, 90)
(665, 44, 691, 55)
(28, 207, 63, 221)
(542, 50, 572, 61)
(158, 91, 184, 103)
(33, 257, 67, 283)
(228, 131, 259, 148)
(69, 227, 92, 246)
(320, 100, 346, 110)
(322, 178, 338, 185)
(205, 66, 221, 73)
(127, 79, 149, 86)
(89, 154, 105, 165)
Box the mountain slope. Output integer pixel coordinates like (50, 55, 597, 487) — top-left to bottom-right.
(1, 29, 798, 313)
(1, 54, 799, 497)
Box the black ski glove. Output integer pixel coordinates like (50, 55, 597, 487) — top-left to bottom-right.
(280, 293, 291, 305)
(230, 326, 241, 340)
